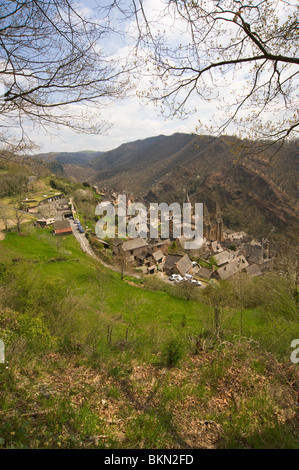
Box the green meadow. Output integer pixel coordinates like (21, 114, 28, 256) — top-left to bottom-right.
(0, 225, 298, 449)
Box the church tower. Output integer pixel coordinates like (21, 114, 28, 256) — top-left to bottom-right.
(204, 201, 223, 242)
(215, 201, 223, 241)
(203, 203, 211, 240)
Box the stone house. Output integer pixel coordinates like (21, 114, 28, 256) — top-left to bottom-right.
(148, 238, 168, 254)
(56, 198, 70, 211)
(245, 264, 262, 277)
(210, 241, 223, 254)
(215, 255, 249, 280)
(152, 250, 164, 265)
(53, 220, 73, 236)
(212, 250, 236, 267)
(112, 238, 123, 256)
(136, 250, 153, 267)
(162, 253, 193, 277)
(241, 242, 273, 270)
(197, 266, 212, 280)
(163, 254, 183, 274)
(120, 238, 148, 262)
(173, 254, 193, 277)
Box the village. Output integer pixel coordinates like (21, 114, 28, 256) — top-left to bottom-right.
(106, 193, 273, 285)
(30, 186, 275, 288)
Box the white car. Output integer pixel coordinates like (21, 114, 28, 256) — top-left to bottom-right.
(169, 274, 184, 282)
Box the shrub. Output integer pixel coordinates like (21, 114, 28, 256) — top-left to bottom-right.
(161, 336, 185, 368)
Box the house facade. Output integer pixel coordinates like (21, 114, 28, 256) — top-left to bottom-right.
(119, 238, 149, 262)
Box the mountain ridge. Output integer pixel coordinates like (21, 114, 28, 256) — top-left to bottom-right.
(37, 150, 103, 166)
(57, 133, 298, 237)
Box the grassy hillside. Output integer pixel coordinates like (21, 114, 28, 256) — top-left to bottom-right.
(0, 224, 298, 449)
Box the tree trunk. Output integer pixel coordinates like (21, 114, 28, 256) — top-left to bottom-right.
(214, 307, 220, 338)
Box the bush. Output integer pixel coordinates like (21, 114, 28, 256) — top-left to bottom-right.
(161, 336, 185, 368)
(18, 313, 55, 348)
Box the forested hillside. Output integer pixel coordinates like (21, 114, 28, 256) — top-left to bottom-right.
(61, 133, 299, 238)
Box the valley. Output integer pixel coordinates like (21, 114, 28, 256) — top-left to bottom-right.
(51, 133, 298, 239)
(0, 136, 298, 450)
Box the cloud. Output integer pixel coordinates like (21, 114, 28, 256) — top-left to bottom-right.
(22, 0, 299, 153)
(32, 90, 213, 153)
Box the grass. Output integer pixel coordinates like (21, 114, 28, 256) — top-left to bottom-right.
(0, 224, 298, 449)
(1, 177, 63, 209)
(1, 227, 297, 361)
(1, 227, 203, 353)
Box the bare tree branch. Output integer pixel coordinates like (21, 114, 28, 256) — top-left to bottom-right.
(115, 0, 299, 149)
(0, 0, 132, 154)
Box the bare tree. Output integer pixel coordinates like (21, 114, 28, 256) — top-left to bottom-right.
(115, 254, 127, 280)
(0, 206, 9, 232)
(110, 0, 299, 154)
(12, 208, 25, 233)
(273, 234, 299, 307)
(0, 0, 131, 156)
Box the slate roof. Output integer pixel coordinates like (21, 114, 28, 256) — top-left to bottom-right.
(198, 267, 212, 279)
(242, 243, 264, 265)
(245, 264, 262, 277)
(53, 220, 71, 231)
(121, 238, 148, 252)
(216, 255, 248, 280)
(136, 250, 151, 261)
(175, 254, 193, 276)
(148, 238, 166, 246)
(213, 250, 234, 266)
(58, 198, 69, 205)
(163, 254, 182, 272)
(153, 250, 164, 262)
(112, 238, 123, 247)
(53, 220, 72, 234)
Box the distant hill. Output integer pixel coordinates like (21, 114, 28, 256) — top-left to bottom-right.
(62, 133, 299, 238)
(37, 150, 103, 166)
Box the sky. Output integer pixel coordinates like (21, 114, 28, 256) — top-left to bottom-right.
(14, 0, 299, 154)
(32, 98, 209, 154)
(30, 0, 214, 154)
